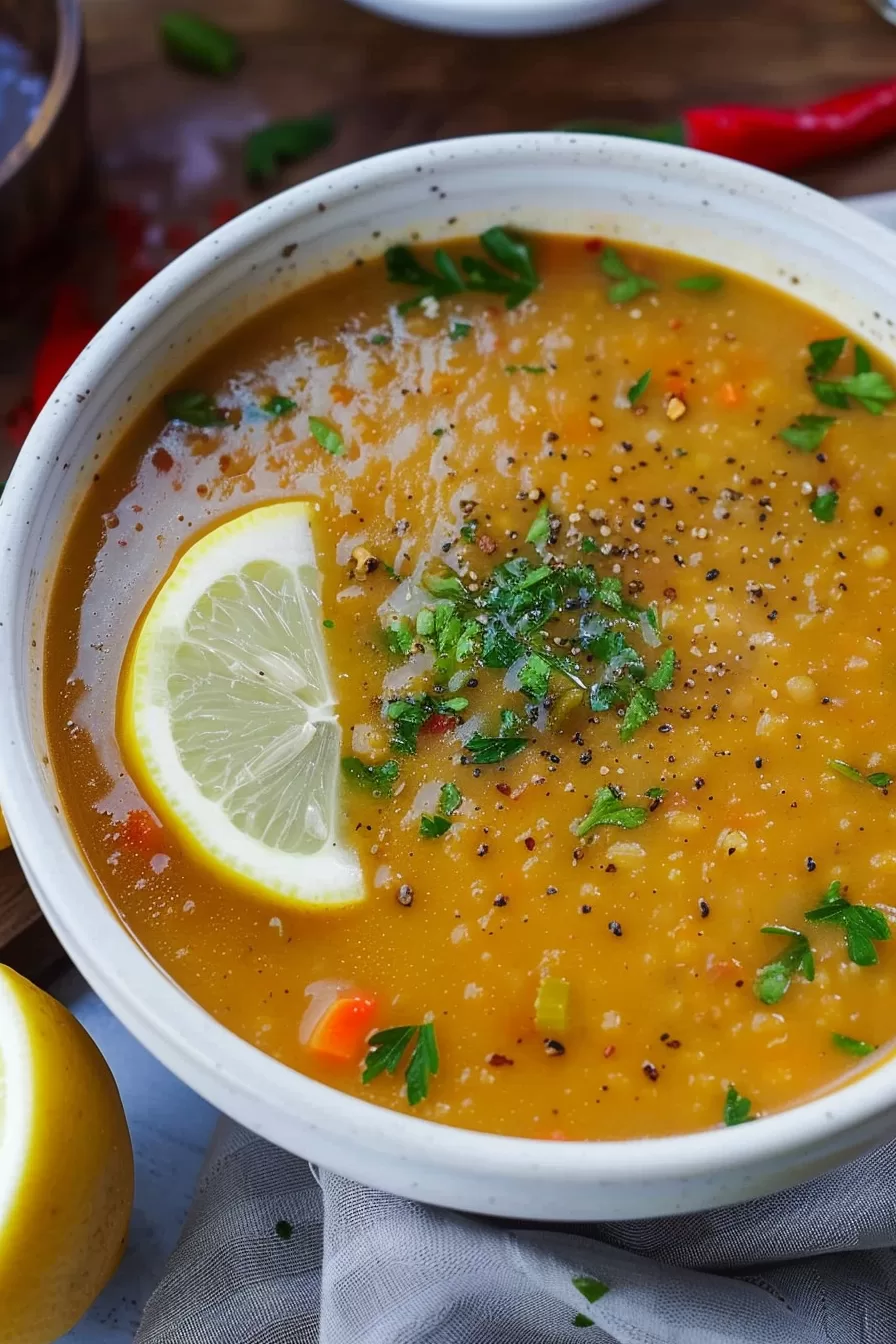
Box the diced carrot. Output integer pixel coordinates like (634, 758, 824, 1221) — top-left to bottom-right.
(330, 383, 354, 406)
(121, 809, 161, 853)
(309, 994, 377, 1062)
(663, 373, 688, 398)
(719, 381, 742, 407)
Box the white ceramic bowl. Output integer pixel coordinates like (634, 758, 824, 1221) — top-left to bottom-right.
(346, 0, 658, 36)
(3, 134, 896, 1220)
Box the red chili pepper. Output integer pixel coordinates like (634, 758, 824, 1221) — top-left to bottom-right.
(562, 80, 896, 174)
(32, 284, 99, 413)
(420, 712, 457, 735)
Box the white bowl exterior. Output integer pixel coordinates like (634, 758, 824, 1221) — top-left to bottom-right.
(346, 0, 658, 36)
(4, 134, 896, 1220)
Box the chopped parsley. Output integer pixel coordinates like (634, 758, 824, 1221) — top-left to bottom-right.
(581, 536, 598, 554)
(778, 413, 835, 453)
(362, 1022, 439, 1105)
(807, 336, 847, 378)
(677, 274, 723, 292)
(164, 390, 226, 427)
(505, 364, 546, 374)
(807, 342, 895, 414)
(439, 782, 462, 816)
(340, 757, 399, 798)
(518, 652, 552, 700)
(804, 880, 891, 966)
(386, 694, 467, 753)
(160, 11, 241, 75)
(753, 926, 815, 1005)
(645, 786, 667, 800)
(723, 1085, 753, 1126)
(261, 394, 297, 417)
(571, 1274, 609, 1326)
(526, 503, 551, 546)
(308, 415, 345, 455)
(463, 732, 528, 764)
(449, 321, 472, 341)
(828, 759, 892, 789)
(810, 489, 838, 523)
(323, 619, 334, 629)
(385, 619, 414, 655)
(244, 115, 333, 185)
(598, 246, 658, 305)
(831, 1033, 876, 1056)
(460, 519, 478, 543)
(369, 332, 391, 345)
(385, 227, 538, 313)
(576, 786, 647, 836)
(419, 814, 451, 838)
(627, 369, 651, 405)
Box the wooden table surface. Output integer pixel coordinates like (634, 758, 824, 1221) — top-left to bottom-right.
(4, 0, 896, 978)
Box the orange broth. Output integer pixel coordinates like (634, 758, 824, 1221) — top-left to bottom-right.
(44, 234, 896, 1140)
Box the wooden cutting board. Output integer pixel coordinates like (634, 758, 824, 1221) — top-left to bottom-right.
(4, 0, 896, 982)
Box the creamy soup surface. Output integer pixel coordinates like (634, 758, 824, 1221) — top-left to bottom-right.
(45, 232, 896, 1140)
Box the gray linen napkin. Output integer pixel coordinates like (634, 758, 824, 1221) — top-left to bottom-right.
(136, 1118, 896, 1344)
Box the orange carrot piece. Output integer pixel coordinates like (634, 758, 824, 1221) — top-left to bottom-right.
(719, 381, 741, 407)
(309, 994, 377, 1062)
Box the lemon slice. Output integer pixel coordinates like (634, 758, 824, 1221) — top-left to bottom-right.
(121, 500, 363, 909)
(0, 966, 133, 1344)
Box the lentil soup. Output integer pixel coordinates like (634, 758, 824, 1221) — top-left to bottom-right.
(45, 232, 896, 1141)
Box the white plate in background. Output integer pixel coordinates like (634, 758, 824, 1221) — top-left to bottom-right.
(346, 0, 660, 37)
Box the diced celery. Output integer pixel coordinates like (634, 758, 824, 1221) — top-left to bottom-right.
(535, 976, 570, 1033)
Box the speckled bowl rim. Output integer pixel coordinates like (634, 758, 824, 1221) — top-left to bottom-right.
(4, 133, 896, 1218)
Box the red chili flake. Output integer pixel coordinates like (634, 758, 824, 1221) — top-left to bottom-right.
(152, 447, 175, 473)
(164, 221, 200, 252)
(583, 238, 603, 253)
(486, 1053, 514, 1067)
(209, 198, 242, 228)
(603, 1044, 615, 1058)
(496, 783, 512, 797)
(420, 712, 456, 735)
(524, 836, 536, 851)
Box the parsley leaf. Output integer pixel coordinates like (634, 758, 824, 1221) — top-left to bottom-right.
(369, 332, 391, 346)
(599, 246, 659, 304)
(526, 503, 551, 546)
(308, 415, 345, 455)
(619, 685, 659, 741)
(459, 519, 478, 543)
(854, 343, 872, 375)
(244, 115, 334, 185)
(677, 274, 723, 292)
(386, 694, 466, 753)
(810, 489, 838, 523)
(363, 1022, 439, 1105)
(420, 814, 451, 838)
(505, 364, 546, 374)
(464, 733, 528, 764)
(778, 413, 835, 453)
(340, 757, 399, 798)
(164, 390, 226, 427)
(753, 925, 815, 1005)
(385, 245, 464, 313)
(645, 646, 676, 691)
(835, 370, 895, 414)
(573, 1276, 609, 1306)
(628, 370, 651, 405)
(423, 572, 469, 600)
(804, 880, 891, 966)
(385, 620, 414, 656)
(831, 1032, 875, 1056)
(828, 759, 892, 789)
(807, 337, 847, 377)
(449, 320, 472, 341)
(261, 394, 297, 417)
(723, 1085, 753, 1126)
(475, 226, 539, 308)
(439, 782, 462, 816)
(518, 652, 552, 700)
(576, 786, 647, 836)
(581, 536, 598, 553)
(573, 1314, 595, 1329)
(160, 11, 241, 75)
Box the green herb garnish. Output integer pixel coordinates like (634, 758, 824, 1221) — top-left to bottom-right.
(385, 619, 414, 656)
(810, 489, 838, 523)
(778, 413, 835, 453)
(505, 364, 546, 374)
(828, 760, 892, 789)
(323, 619, 334, 629)
(164, 390, 226, 427)
(160, 11, 241, 75)
(386, 228, 538, 314)
(449, 321, 473, 341)
(244, 115, 334, 185)
(386, 694, 467, 753)
(831, 1032, 876, 1056)
(576, 786, 647, 836)
(526, 503, 551, 546)
(464, 733, 528, 765)
(261, 394, 297, 418)
(627, 370, 651, 405)
(460, 520, 477, 543)
(571, 1274, 609, 1327)
(439, 782, 462, 816)
(420, 814, 451, 838)
(677, 274, 723, 292)
(804, 880, 891, 966)
(599, 246, 659, 304)
(754, 926, 815, 1005)
(581, 536, 598, 554)
(518, 652, 552, 700)
(340, 757, 399, 798)
(807, 337, 847, 378)
(814, 370, 896, 415)
(308, 415, 345, 456)
(645, 786, 667, 800)
(362, 1022, 439, 1105)
(369, 332, 391, 346)
(723, 1085, 753, 1126)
